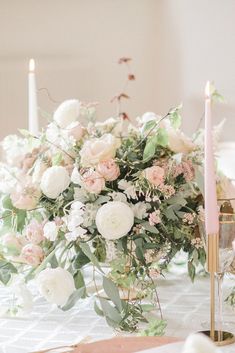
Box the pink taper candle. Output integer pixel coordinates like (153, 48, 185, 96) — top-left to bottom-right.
(204, 81, 219, 235)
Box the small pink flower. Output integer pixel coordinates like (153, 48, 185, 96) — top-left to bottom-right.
(21, 244, 44, 266)
(25, 220, 44, 245)
(183, 212, 195, 225)
(82, 169, 105, 194)
(144, 166, 165, 187)
(149, 210, 161, 226)
(158, 184, 175, 198)
(11, 178, 41, 210)
(97, 159, 120, 181)
(68, 122, 85, 141)
(181, 160, 195, 182)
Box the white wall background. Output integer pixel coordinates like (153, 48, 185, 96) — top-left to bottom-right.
(0, 0, 234, 139)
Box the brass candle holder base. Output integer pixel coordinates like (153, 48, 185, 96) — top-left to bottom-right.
(199, 330, 235, 346)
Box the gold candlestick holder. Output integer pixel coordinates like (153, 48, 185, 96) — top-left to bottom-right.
(199, 231, 235, 346)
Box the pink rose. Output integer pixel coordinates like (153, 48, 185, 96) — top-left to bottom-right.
(144, 166, 165, 187)
(21, 244, 44, 267)
(11, 178, 41, 210)
(97, 159, 120, 181)
(68, 122, 85, 141)
(82, 170, 105, 194)
(25, 220, 44, 245)
(2, 232, 22, 253)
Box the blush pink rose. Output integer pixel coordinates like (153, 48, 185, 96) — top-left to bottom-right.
(82, 170, 105, 194)
(68, 122, 85, 141)
(144, 166, 165, 187)
(21, 244, 44, 267)
(25, 219, 45, 245)
(11, 179, 41, 210)
(97, 159, 120, 181)
(2, 232, 22, 253)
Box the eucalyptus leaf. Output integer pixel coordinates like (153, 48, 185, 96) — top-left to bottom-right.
(79, 242, 104, 273)
(99, 297, 122, 324)
(143, 135, 157, 162)
(103, 276, 123, 312)
(94, 301, 104, 316)
(0, 260, 17, 285)
(60, 287, 86, 311)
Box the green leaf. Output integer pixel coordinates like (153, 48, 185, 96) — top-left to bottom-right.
(60, 287, 86, 311)
(140, 304, 155, 312)
(0, 260, 17, 285)
(188, 261, 196, 282)
(99, 297, 122, 324)
(156, 128, 168, 147)
(169, 111, 182, 129)
(141, 221, 159, 234)
(2, 196, 13, 210)
(18, 128, 32, 137)
(79, 242, 104, 273)
(52, 152, 63, 166)
(73, 251, 90, 269)
(103, 276, 122, 312)
(142, 120, 157, 134)
(140, 319, 167, 336)
(143, 135, 157, 162)
(94, 300, 104, 316)
(74, 270, 86, 297)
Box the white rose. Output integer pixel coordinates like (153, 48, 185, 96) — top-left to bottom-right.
(40, 166, 70, 199)
(95, 201, 134, 240)
(43, 221, 58, 241)
(167, 128, 195, 154)
(54, 99, 81, 128)
(37, 267, 75, 306)
(79, 133, 119, 167)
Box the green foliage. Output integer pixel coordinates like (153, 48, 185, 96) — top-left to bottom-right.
(1, 196, 26, 232)
(0, 260, 17, 284)
(79, 242, 104, 273)
(225, 287, 235, 307)
(140, 319, 167, 336)
(60, 286, 86, 311)
(169, 104, 182, 129)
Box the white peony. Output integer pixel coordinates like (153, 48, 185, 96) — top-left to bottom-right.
(43, 221, 58, 241)
(37, 267, 75, 306)
(95, 201, 134, 240)
(40, 166, 70, 199)
(53, 99, 81, 128)
(182, 333, 217, 353)
(79, 133, 119, 167)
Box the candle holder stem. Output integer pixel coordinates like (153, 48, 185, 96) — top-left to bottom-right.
(199, 233, 235, 346)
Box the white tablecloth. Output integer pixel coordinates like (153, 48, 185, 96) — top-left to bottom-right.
(0, 268, 234, 353)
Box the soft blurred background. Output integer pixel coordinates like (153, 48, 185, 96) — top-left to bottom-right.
(0, 0, 235, 139)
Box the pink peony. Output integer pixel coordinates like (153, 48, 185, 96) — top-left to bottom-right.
(149, 210, 161, 226)
(97, 159, 120, 181)
(82, 169, 105, 194)
(11, 178, 41, 210)
(144, 166, 165, 187)
(21, 244, 44, 267)
(25, 219, 44, 245)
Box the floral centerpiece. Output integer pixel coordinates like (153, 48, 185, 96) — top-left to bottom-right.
(0, 61, 231, 331)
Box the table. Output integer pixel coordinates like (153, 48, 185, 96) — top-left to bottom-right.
(0, 267, 234, 353)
